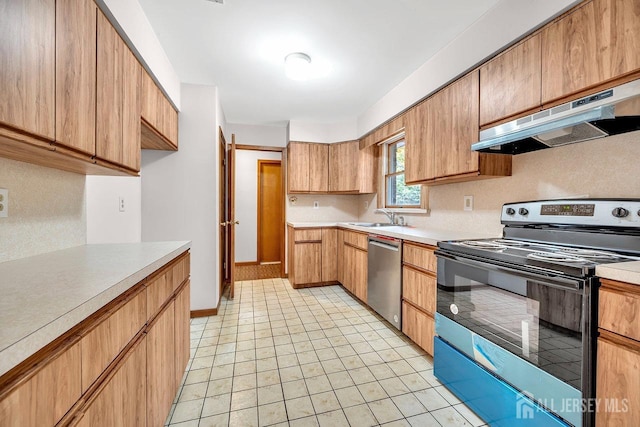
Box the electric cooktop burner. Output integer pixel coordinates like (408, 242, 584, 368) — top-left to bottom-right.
(458, 241, 507, 250)
(527, 252, 587, 263)
(493, 239, 530, 247)
(556, 248, 620, 260)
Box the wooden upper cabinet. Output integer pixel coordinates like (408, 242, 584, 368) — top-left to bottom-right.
(287, 142, 310, 193)
(309, 143, 329, 192)
(0, 0, 55, 139)
(122, 46, 142, 171)
(480, 34, 542, 126)
(541, 0, 640, 104)
(56, 0, 97, 155)
(405, 99, 435, 184)
(141, 69, 178, 150)
(358, 144, 377, 194)
(328, 140, 372, 193)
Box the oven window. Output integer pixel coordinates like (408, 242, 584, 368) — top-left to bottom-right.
(437, 261, 583, 390)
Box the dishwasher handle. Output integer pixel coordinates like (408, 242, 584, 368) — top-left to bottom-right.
(368, 240, 400, 251)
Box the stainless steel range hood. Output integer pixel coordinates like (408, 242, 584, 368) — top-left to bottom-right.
(473, 79, 640, 154)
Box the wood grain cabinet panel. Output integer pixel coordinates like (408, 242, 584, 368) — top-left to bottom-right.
(321, 228, 338, 282)
(287, 142, 310, 193)
(293, 243, 322, 285)
(337, 229, 344, 285)
(0, 0, 55, 139)
(405, 100, 435, 184)
(122, 45, 141, 171)
(402, 302, 434, 356)
(80, 288, 146, 392)
(343, 230, 368, 251)
(0, 341, 81, 426)
(146, 301, 176, 427)
(55, 0, 97, 155)
(147, 270, 174, 321)
(403, 267, 436, 315)
(309, 143, 329, 192)
(403, 243, 437, 274)
(541, 0, 640, 104)
(480, 34, 542, 126)
(353, 246, 368, 303)
(599, 285, 640, 342)
(141, 69, 178, 151)
(74, 335, 146, 427)
(174, 281, 191, 386)
(294, 228, 322, 242)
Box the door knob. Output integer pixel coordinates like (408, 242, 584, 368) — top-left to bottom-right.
(220, 222, 227, 226)
(233, 220, 240, 225)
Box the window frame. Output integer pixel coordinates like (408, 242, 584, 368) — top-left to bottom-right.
(383, 136, 421, 209)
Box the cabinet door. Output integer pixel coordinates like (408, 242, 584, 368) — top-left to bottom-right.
(342, 244, 355, 293)
(147, 301, 176, 427)
(76, 336, 146, 427)
(434, 71, 480, 178)
(596, 336, 640, 426)
(174, 281, 191, 386)
(337, 230, 344, 284)
(402, 267, 436, 315)
(293, 243, 322, 284)
(341, 141, 360, 192)
(0, 0, 55, 139)
(141, 70, 158, 129)
(321, 228, 337, 282)
(353, 247, 368, 303)
(405, 100, 435, 184)
(96, 11, 123, 165)
(541, 0, 640, 104)
(328, 142, 341, 192)
(309, 143, 328, 192)
(122, 46, 141, 171)
(402, 302, 435, 356)
(287, 142, 310, 193)
(358, 144, 377, 194)
(480, 34, 542, 126)
(0, 341, 81, 426)
(56, 0, 97, 155)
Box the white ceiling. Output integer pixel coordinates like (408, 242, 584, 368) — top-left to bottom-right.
(138, 0, 502, 126)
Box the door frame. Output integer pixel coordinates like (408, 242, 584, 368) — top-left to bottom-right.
(235, 144, 286, 278)
(218, 127, 228, 302)
(256, 159, 283, 265)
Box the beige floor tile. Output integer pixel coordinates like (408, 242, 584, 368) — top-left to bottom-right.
(255, 337, 275, 349)
(417, 369, 442, 387)
(315, 348, 338, 361)
(378, 349, 403, 362)
(327, 371, 355, 389)
(235, 349, 257, 362)
(357, 381, 388, 402)
(320, 358, 346, 374)
(190, 356, 215, 370)
(178, 383, 208, 402)
(368, 398, 404, 424)
(231, 388, 257, 411)
(301, 361, 325, 378)
(310, 391, 341, 414)
(406, 412, 441, 427)
(257, 369, 281, 387)
(359, 352, 385, 366)
(283, 379, 309, 400)
(232, 373, 257, 392)
(235, 360, 257, 376)
(257, 384, 284, 405)
(275, 343, 296, 356)
(237, 340, 256, 352)
(431, 406, 474, 426)
(369, 364, 396, 381)
(343, 403, 378, 427)
(334, 386, 366, 408)
(207, 377, 233, 397)
(229, 406, 258, 427)
(257, 357, 278, 372)
(277, 353, 299, 368)
(379, 377, 411, 397)
(435, 385, 463, 406)
(170, 399, 204, 423)
(184, 368, 212, 385)
(348, 366, 377, 385)
(197, 412, 229, 427)
(280, 365, 304, 382)
(201, 394, 232, 417)
(316, 409, 350, 427)
(288, 415, 319, 427)
(297, 350, 320, 365)
(413, 388, 450, 411)
(210, 365, 234, 381)
(214, 352, 236, 366)
(387, 360, 415, 376)
(304, 374, 332, 395)
(391, 393, 427, 417)
(380, 419, 411, 427)
(453, 403, 487, 427)
(285, 396, 315, 420)
(294, 341, 316, 353)
(258, 401, 287, 427)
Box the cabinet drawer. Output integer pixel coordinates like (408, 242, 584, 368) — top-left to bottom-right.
(403, 242, 437, 273)
(343, 230, 368, 251)
(294, 229, 322, 242)
(0, 341, 82, 426)
(402, 302, 434, 356)
(80, 288, 146, 392)
(599, 286, 640, 342)
(403, 266, 436, 315)
(171, 253, 190, 291)
(146, 269, 173, 320)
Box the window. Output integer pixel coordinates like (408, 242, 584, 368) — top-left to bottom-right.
(384, 138, 421, 207)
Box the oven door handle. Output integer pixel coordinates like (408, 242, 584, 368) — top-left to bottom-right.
(437, 252, 583, 291)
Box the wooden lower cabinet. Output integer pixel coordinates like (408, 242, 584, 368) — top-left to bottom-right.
(174, 280, 191, 386)
(147, 300, 176, 427)
(0, 341, 82, 426)
(321, 228, 338, 282)
(402, 302, 435, 356)
(288, 226, 339, 288)
(74, 335, 146, 427)
(403, 266, 436, 315)
(343, 243, 367, 303)
(293, 242, 322, 285)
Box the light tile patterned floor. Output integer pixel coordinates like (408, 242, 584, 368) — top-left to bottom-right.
(165, 278, 487, 427)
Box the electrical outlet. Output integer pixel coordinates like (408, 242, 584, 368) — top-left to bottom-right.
(119, 196, 125, 212)
(0, 188, 7, 218)
(313, 201, 319, 209)
(464, 195, 473, 211)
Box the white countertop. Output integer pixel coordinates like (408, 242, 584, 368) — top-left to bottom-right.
(287, 221, 494, 246)
(596, 261, 640, 286)
(0, 241, 191, 377)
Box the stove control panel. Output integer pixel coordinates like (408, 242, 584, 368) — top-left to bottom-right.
(501, 199, 640, 227)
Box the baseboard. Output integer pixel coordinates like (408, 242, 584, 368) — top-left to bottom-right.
(190, 308, 217, 318)
(291, 280, 340, 289)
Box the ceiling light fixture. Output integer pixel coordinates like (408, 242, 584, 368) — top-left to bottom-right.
(284, 52, 312, 81)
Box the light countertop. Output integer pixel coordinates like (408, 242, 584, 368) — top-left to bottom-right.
(0, 241, 190, 377)
(596, 261, 640, 286)
(287, 221, 495, 246)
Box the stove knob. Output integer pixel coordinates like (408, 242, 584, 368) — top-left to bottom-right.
(505, 208, 516, 215)
(519, 208, 529, 216)
(612, 207, 629, 218)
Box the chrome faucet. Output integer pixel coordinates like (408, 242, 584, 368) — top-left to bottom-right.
(377, 208, 396, 224)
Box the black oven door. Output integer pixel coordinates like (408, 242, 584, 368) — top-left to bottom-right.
(435, 251, 593, 394)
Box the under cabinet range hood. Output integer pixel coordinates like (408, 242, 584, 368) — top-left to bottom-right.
(473, 79, 640, 154)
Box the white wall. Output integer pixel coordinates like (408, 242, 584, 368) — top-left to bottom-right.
(289, 120, 358, 143)
(141, 84, 221, 311)
(227, 123, 287, 147)
(86, 176, 141, 244)
(357, 0, 579, 135)
(97, 0, 180, 109)
(235, 150, 282, 263)
(359, 132, 640, 236)
(0, 158, 86, 263)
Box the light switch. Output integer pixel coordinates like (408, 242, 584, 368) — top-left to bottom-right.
(464, 195, 473, 211)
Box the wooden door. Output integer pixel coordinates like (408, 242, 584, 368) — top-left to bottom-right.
(287, 142, 310, 192)
(0, 0, 55, 139)
(146, 301, 175, 427)
(480, 33, 542, 126)
(56, 0, 97, 155)
(227, 134, 237, 298)
(219, 129, 228, 300)
(542, 0, 640, 104)
(258, 160, 283, 263)
(309, 144, 328, 192)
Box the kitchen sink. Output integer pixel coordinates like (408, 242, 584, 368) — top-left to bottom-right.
(347, 222, 395, 227)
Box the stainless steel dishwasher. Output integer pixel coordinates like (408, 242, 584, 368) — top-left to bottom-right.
(367, 235, 402, 330)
